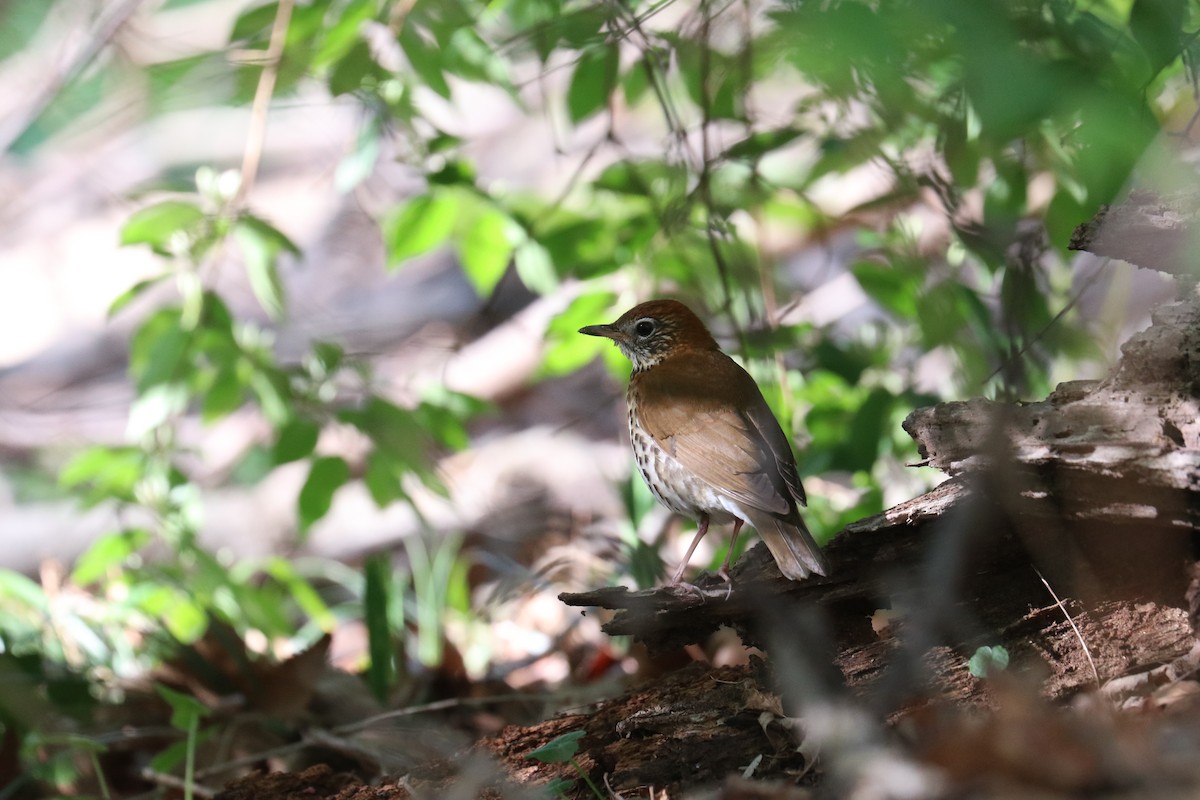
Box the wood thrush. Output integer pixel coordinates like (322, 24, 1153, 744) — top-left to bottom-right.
(580, 299, 828, 583)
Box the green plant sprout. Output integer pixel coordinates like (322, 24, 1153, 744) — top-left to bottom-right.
(968, 645, 1010, 678)
(526, 730, 605, 800)
(155, 684, 212, 800)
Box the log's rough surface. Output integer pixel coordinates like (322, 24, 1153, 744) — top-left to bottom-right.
(1069, 189, 1200, 275)
(905, 296, 1200, 510)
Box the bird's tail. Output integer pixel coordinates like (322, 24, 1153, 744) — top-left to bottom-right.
(746, 510, 829, 580)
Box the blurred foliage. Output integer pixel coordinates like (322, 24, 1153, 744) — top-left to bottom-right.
(0, 0, 1196, 791)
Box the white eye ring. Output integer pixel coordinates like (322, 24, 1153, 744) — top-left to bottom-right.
(634, 319, 656, 337)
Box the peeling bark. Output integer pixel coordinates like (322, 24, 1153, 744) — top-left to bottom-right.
(1069, 190, 1200, 276)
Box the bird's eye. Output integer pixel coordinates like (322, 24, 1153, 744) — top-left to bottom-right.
(634, 319, 656, 337)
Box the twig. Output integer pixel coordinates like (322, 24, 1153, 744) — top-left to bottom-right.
(139, 769, 217, 799)
(192, 692, 554, 780)
(982, 257, 1111, 388)
(332, 692, 550, 735)
(1033, 564, 1101, 688)
(234, 0, 295, 207)
(192, 739, 308, 779)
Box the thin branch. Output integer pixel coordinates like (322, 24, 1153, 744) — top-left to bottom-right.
(234, 0, 295, 207)
(139, 768, 217, 799)
(1033, 564, 1101, 688)
(191, 739, 307, 780)
(982, 257, 1111, 388)
(193, 691, 553, 780)
(332, 692, 550, 735)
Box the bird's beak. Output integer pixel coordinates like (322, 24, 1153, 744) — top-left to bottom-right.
(578, 323, 619, 340)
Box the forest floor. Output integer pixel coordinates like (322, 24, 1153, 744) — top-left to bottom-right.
(208, 288, 1200, 800)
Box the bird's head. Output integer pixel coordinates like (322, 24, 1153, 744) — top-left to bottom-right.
(579, 299, 720, 371)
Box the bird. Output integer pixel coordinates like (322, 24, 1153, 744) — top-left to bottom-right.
(580, 299, 829, 584)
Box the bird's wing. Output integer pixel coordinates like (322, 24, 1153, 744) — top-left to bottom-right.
(635, 352, 800, 517)
(744, 398, 807, 507)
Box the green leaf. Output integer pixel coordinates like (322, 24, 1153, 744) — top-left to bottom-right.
(917, 281, 972, 347)
(527, 730, 586, 764)
(149, 738, 190, 775)
(544, 777, 575, 796)
(138, 585, 207, 643)
(398, 24, 451, 98)
(513, 240, 557, 294)
(725, 127, 806, 160)
(0, 1, 54, 63)
(538, 216, 619, 275)
(311, 341, 345, 374)
(273, 418, 321, 464)
(841, 387, 893, 471)
(805, 129, 886, 186)
(60, 447, 145, 504)
(156, 684, 210, 731)
(622, 56, 650, 105)
(459, 207, 518, 295)
(413, 398, 473, 453)
(231, 445, 275, 486)
(108, 275, 169, 318)
(363, 449, 407, 507)
(566, 44, 617, 123)
(128, 383, 189, 439)
(672, 36, 740, 118)
(298, 456, 350, 535)
(849, 261, 918, 319)
(0, 569, 48, 612)
(1130, 0, 1186, 80)
(120, 201, 206, 255)
(341, 396, 424, 454)
(968, 645, 1010, 678)
(71, 529, 150, 585)
(384, 192, 457, 267)
(556, 5, 609, 49)
(234, 216, 298, 320)
(329, 39, 375, 96)
(231, 2, 278, 42)
(542, 290, 617, 375)
(313, 0, 377, 72)
(250, 370, 291, 426)
(130, 309, 189, 391)
(342, 396, 440, 492)
(203, 365, 244, 422)
(445, 28, 512, 89)
(427, 157, 477, 187)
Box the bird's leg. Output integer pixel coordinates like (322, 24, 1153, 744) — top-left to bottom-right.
(669, 514, 711, 585)
(717, 519, 744, 584)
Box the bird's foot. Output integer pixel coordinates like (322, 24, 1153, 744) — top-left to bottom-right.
(664, 580, 708, 602)
(716, 566, 734, 600)
(663, 574, 734, 602)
